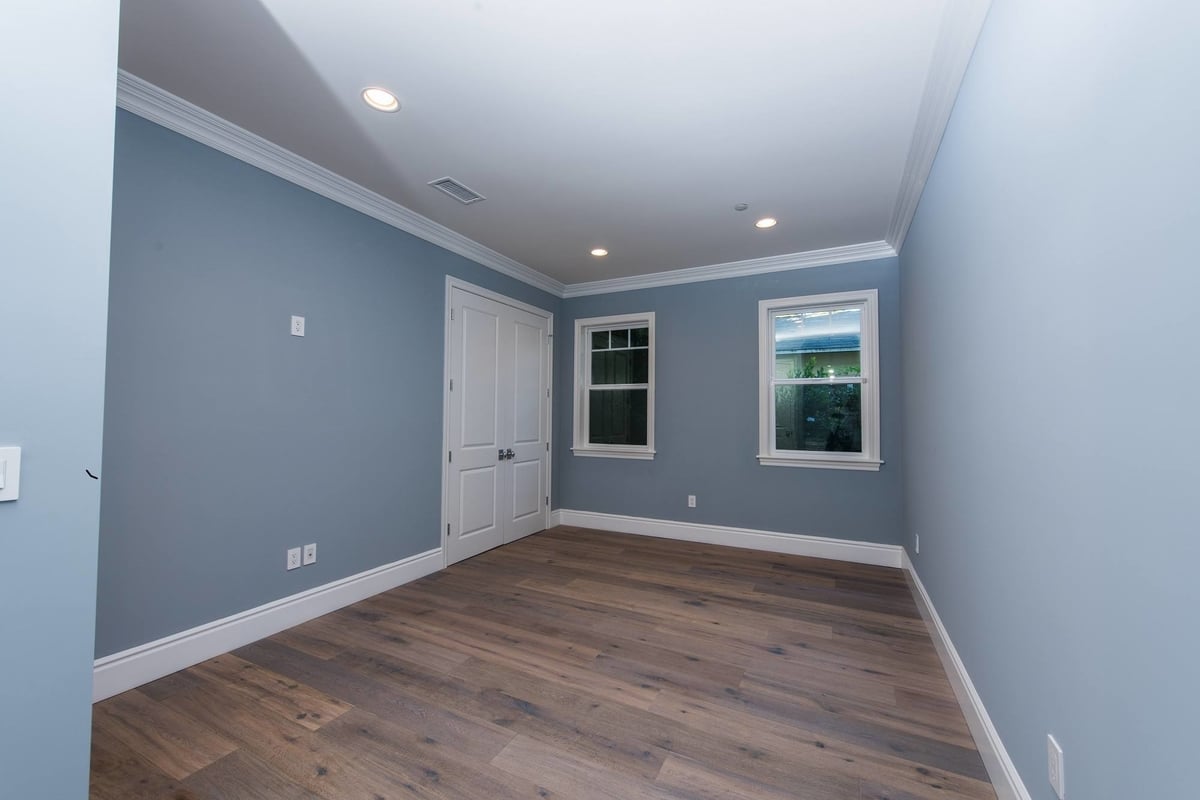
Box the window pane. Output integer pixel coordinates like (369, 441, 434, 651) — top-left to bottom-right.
(774, 307, 861, 378)
(592, 351, 622, 384)
(774, 384, 862, 452)
(593, 350, 645, 385)
(610, 329, 629, 348)
(591, 330, 610, 350)
(630, 327, 649, 347)
(631, 349, 649, 384)
(589, 389, 648, 445)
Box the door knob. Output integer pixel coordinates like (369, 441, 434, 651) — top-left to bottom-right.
(498, 448, 506, 461)
(505, 448, 515, 460)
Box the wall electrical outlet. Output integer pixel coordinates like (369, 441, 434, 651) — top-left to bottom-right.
(687, 495, 697, 508)
(302, 543, 317, 566)
(1047, 734, 1065, 799)
(291, 315, 306, 337)
(286, 547, 302, 571)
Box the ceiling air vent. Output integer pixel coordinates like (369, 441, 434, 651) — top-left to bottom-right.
(428, 176, 486, 205)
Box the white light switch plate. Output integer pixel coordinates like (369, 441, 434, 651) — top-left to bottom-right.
(0, 447, 21, 501)
(1048, 734, 1065, 799)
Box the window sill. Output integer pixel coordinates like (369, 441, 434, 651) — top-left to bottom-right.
(757, 454, 883, 471)
(572, 447, 656, 461)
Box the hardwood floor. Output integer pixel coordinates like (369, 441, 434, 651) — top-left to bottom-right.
(90, 526, 995, 799)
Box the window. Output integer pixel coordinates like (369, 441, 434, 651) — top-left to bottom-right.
(573, 312, 655, 459)
(758, 290, 881, 470)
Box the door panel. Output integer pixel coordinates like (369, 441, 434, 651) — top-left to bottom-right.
(446, 285, 550, 564)
(511, 459, 542, 521)
(512, 319, 543, 445)
(458, 467, 498, 537)
(460, 306, 500, 447)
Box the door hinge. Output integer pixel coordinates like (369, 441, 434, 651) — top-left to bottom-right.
(448, 450, 452, 463)
(545, 495, 549, 506)
(450, 308, 455, 321)
(545, 442, 549, 452)
(450, 378, 454, 391)
(446, 523, 450, 537)
(546, 388, 550, 398)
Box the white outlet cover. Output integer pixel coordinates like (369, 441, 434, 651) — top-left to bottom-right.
(291, 315, 305, 336)
(1047, 734, 1065, 799)
(0, 447, 21, 502)
(286, 547, 302, 570)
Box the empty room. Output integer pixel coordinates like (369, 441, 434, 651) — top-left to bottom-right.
(2, 1, 1195, 798)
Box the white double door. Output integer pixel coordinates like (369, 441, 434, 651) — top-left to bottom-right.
(445, 283, 551, 565)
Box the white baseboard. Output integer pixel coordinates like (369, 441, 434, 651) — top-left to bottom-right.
(93, 548, 443, 702)
(555, 509, 903, 568)
(901, 550, 1031, 800)
(549, 508, 563, 528)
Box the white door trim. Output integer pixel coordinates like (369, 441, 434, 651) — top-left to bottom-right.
(441, 277, 554, 568)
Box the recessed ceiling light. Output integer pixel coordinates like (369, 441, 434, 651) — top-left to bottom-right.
(590, 248, 609, 257)
(361, 87, 400, 112)
(755, 217, 778, 229)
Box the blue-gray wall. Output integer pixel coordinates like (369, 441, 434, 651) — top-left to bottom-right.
(901, 1, 1198, 797)
(557, 258, 902, 545)
(97, 111, 560, 657)
(0, 3, 119, 796)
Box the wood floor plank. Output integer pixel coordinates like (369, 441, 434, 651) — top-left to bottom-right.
(92, 689, 239, 780)
(307, 611, 475, 674)
(491, 734, 683, 800)
(159, 676, 322, 759)
(448, 655, 670, 781)
(89, 734, 198, 800)
(318, 708, 551, 800)
(656, 752, 855, 800)
(649, 689, 994, 799)
(91, 527, 995, 800)
(181, 749, 328, 800)
(734, 673, 978, 753)
(237, 639, 518, 763)
(188, 653, 352, 731)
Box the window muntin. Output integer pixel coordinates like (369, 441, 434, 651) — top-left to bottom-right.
(759, 292, 880, 470)
(573, 313, 655, 459)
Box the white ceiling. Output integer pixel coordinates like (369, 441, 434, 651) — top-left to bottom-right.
(117, 0, 967, 288)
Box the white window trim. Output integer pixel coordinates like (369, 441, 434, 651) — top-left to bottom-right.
(758, 289, 882, 471)
(573, 312, 656, 460)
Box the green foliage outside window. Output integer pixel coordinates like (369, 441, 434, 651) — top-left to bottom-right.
(776, 356, 862, 452)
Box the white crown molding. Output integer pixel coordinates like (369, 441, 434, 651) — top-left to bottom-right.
(115, 71, 566, 298)
(93, 547, 443, 702)
(556, 509, 903, 568)
(886, 0, 993, 251)
(561, 240, 897, 298)
(902, 550, 1032, 800)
